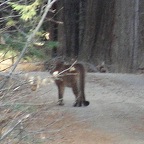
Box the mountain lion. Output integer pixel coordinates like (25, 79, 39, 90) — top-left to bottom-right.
(49, 60, 90, 107)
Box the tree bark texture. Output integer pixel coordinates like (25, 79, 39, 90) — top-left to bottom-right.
(138, 0, 144, 68)
(57, 0, 65, 56)
(56, 0, 144, 73)
(63, 0, 80, 58)
(111, 0, 137, 72)
(79, 0, 115, 65)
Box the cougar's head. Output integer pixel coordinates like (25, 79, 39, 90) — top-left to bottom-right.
(45, 57, 64, 75)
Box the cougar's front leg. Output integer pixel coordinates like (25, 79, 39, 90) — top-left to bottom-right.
(56, 81, 65, 106)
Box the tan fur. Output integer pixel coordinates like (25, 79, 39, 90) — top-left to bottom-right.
(50, 61, 90, 107)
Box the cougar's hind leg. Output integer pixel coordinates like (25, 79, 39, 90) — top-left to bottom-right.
(72, 85, 82, 107)
(57, 82, 65, 106)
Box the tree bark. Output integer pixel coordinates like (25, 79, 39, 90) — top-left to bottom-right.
(79, 0, 115, 64)
(57, 0, 65, 56)
(111, 0, 137, 72)
(63, 0, 80, 58)
(79, 0, 99, 61)
(58, 0, 143, 73)
(138, 0, 144, 68)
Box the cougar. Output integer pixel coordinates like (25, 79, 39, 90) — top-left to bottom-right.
(49, 60, 90, 107)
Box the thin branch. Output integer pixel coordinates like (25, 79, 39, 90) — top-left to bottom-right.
(57, 60, 77, 76)
(0, 114, 30, 141)
(9, 0, 58, 76)
(47, 18, 63, 24)
(0, 0, 10, 7)
(0, 65, 13, 72)
(0, 0, 58, 89)
(0, 55, 17, 63)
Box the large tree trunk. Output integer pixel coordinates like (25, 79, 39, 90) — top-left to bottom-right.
(79, 0, 87, 51)
(63, 0, 80, 58)
(111, 0, 139, 72)
(79, 0, 99, 61)
(138, 0, 144, 69)
(57, 0, 65, 56)
(57, 0, 143, 73)
(91, 0, 115, 65)
(79, 0, 115, 65)
(79, 0, 140, 72)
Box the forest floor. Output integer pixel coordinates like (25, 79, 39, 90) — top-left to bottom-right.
(1, 63, 144, 143)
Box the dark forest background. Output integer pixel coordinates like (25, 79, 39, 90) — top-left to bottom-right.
(1, 0, 144, 73)
(49, 0, 144, 73)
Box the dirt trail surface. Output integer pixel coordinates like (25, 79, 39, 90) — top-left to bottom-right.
(22, 72, 144, 144)
(2, 72, 144, 143)
(78, 73, 144, 144)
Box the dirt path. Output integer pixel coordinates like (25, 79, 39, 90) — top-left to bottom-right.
(24, 72, 144, 144)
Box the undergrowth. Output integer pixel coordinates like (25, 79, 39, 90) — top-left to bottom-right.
(0, 33, 59, 62)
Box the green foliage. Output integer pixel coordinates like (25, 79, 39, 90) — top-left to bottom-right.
(6, 19, 17, 27)
(44, 41, 59, 49)
(8, 0, 41, 21)
(0, 33, 59, 62)
(5, 0, 59, 61)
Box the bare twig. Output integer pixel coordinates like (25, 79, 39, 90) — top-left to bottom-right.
(0, 0, 58, 89)
(57, 60, 77, 76)
(0, 55, 17, 63)
(0, 0, 10, 7)
(9, 0, 58, 76)
(0, 65, 13, 72)
(0, 114, 30, 141)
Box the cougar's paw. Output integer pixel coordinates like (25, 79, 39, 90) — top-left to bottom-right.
(57, 100, 64, 106)
(83, 101, 90, 106)
(73, 101, 82, 107)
